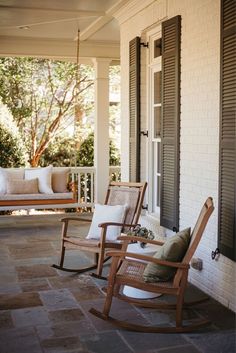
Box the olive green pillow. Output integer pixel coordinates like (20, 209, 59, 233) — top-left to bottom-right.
(143, 228, 191, 282)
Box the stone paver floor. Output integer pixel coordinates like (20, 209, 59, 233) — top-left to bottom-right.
(0, 213, 235, 353)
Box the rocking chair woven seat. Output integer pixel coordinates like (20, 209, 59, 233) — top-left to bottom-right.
(90, 197, 214, 332)
(117, 260, 176, 291)
(53, 181, 147, 278)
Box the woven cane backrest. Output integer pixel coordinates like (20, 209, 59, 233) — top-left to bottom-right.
(173, 197, 214, 287)
(105, 182, 147, 231)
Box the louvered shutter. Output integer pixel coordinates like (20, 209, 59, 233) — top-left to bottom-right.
(129, 37, 140, 182)
(160, 16, 181, 232)
(218, 0, 236, 261)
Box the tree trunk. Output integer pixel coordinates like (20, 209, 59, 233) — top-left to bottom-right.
(30, 156, 40, 167)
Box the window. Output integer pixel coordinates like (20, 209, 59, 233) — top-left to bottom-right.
(153, 71, 162, 138)
(147, 16, 181, 231)
(148, 28, 162, 214)
(129, 16, 181, 230)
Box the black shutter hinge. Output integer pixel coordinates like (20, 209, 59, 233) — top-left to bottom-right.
(140, 130, 148, 137)
(142, 204, 148, 210)
(140, 42, 149, 48)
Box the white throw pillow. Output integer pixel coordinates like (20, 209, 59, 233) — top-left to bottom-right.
(25, 165, 53, 194)
(86, 203, 127, 241)
(0, 168, 24, 195)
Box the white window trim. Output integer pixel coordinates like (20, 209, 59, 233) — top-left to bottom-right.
(146, 26, 162, 217)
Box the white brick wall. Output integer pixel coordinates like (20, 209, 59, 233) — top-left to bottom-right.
(117, 0, 236, 312)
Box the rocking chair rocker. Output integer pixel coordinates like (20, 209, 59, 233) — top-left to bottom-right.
(90, 197, 214, 332)
(53, 181, 147, 278)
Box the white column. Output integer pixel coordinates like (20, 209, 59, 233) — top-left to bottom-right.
(92, 58, 111, 203)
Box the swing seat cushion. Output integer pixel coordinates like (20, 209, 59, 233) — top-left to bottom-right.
(0, 192, 74, 201)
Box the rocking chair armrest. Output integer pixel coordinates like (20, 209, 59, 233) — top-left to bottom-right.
(98, 222, 138, 229)
(107, 251, 190, 269)
(117, 235, 164, 246)
(92, 223, 139, 247)
(60, 217, 92, 223)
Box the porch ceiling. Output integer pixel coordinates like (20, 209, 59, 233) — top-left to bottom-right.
(0, 0, 129, 63)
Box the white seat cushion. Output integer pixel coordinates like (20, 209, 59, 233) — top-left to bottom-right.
(0, 192, 73, 200)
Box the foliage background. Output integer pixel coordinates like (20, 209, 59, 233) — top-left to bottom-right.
(0, 58, 120, 168)
(0, 102, 27, 167)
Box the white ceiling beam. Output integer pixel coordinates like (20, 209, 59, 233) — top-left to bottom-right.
(80, 0, 130, 40)
(80, 16, 113, 41)
(0, 36, 120, 62)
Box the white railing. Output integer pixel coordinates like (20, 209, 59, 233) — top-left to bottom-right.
(70, 166, 95, 209)
(70, 166, 121, 209)
(109, 166, 121, 182)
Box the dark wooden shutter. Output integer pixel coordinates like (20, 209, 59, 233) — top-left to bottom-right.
(129, 37, 140, 182)
(218, 0, 236, 261)
(160, 15, 181, 232)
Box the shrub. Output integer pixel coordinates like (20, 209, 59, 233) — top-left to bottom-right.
(0, 103, 27, 167)
(40, 136, 75, 167)
(77, 133, 120, 167)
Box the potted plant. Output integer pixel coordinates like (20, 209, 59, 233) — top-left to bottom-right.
(127, 225, 154, 248)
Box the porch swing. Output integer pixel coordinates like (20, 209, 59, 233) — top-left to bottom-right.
(0, 33, 82, 212)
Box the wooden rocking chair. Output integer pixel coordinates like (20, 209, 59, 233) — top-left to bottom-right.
(90, 197, 214, 332)
(53, 181, 147, 279)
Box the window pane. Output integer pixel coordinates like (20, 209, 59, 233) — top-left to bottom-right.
(156, 176, 160, 207)
(154, 38, 162, 58)
(154, 71, 161, 104)
(154, 107, 161, 138)
(157, 142, 161, 173)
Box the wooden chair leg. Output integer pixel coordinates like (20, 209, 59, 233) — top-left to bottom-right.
(90, 257, 120, 318)
(113, 283, 121, 297)
(96, 248, 105, 277)
(100, 257, 120, 317)
(59, 221, 68, 267)
(103, 287, 114, 317)
(176, 295, 184, 328)
(176, 276, 187, 327)
(59, 245, 66, 268)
